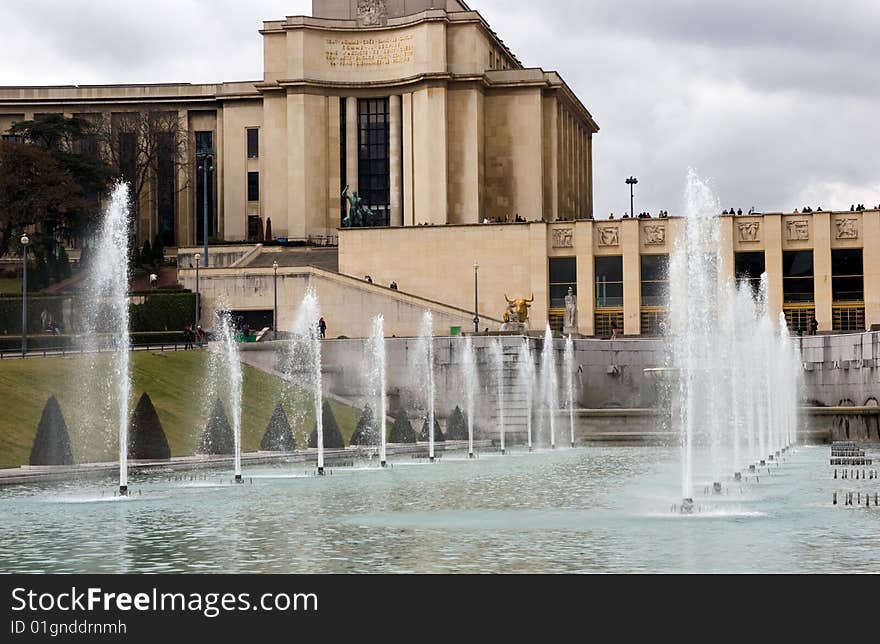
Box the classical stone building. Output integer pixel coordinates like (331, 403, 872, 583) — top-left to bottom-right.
(3, 1, 877, 338)
(0, 0, 597, 248)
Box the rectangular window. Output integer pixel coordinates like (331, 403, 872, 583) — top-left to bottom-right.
(247, 215, 261, 242)
(595, 256, 623, 308)
(356, 98, 390, 227)
(782, 250, 814, 304)
(247, 172, 260, 202)
(118, 131, 138, 220)
(340, 98, 347, 225)
(1, 134, 22, 143)
(640, 255, 668, 307)
(247, 128, 259, 159)
(735, 251, 766, 294)
(157, 131, 176, 247)
(195, 131, 214, 244)
(549, 257, 577, 309)
(831, 249, 863, 303)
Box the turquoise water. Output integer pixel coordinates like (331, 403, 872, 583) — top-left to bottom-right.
(0, 445, 878, 573)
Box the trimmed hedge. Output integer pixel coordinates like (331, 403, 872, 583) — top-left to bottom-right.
(0, 296, 66, 335)
(389, 411, 417, 444)
(261, 404, 296, 452)
(128, 393, 171, 460)
(349, 405, 379, 446)
(129, 293, 197, 333)
(309, 400, 345, 449)
(447, 406, 469, 441)
(0, 292, 195, 335)
(0, 332, 186, 353)
(30, 396, 74, 466)
(420, 416, 446, 443)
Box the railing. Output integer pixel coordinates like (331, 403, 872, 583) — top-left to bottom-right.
(640, 307, 668, 336)
(594, 309, 624, 337)
(0, 342, 205, 360)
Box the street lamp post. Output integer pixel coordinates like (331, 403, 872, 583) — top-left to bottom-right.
(20, 234, 29, 358)
(273, 261, 279, 340)
(194, 253, 201, 342)
(473, 261, 480, 334)
(626, 176, 639, 219)
(197, 151, 214, 267)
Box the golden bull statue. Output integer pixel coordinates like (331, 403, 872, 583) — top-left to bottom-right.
(504, 294, 534, 324)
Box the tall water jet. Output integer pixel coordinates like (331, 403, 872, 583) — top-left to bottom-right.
(79, 183, 132, 496)
(288, 288, 325, 475)
(564, 335, 576, 448)
(517, 340, 534, 452)
(369, 315, 388, 467)
(540, 325, 558, 449)
(460, 336, 478, 458)
(490, 339, 506, 455)
(417, 312, 436, 462)
(668, 169, 802, 505)
(215, 310, 243, 482)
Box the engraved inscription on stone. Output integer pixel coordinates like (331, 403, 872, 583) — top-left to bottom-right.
(598, 226, 620, 247)
(325, 34, 415, 68)
(738, 221, 760, 242)
(552, 228, 574, 249)
(835, 217, 859, 240)
(358, 0, 387, 26)
(786, 220, 810, 241)
(643, 225, 666, 245)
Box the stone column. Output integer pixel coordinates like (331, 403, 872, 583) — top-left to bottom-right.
(577, 221, 595, 335)
(864, 211, 880, 330)
(389, 95, 403, 227)
(813, 212, 833, 331)
(764, 215, 784, 321)
(345, 96, 359, 197)
(622, 218, 641, 335)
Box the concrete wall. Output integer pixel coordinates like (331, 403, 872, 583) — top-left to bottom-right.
(178, 264, 500, 339)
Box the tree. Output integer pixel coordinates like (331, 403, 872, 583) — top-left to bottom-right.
(199, 399, 234, 455)
(30, 396, 74, 466)
(447, 406, 469, 441)
(0, 115, 114, 281)
(308, 401, 345, 449)
(95, 109, 190, 227)
(350, 405, 379, 446)
(152, 234, 165, 265)
(140, 239, 153, 267)
(389, 411, 417, 444)
(420, 416, 446, 443)
(128, 393, 171, 460)
(261, 404, 296, 452)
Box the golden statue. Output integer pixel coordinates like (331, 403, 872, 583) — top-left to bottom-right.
(504, 294, 534, 324)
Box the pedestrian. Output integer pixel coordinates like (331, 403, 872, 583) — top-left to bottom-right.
(196, 325, 205, 346)
(183, 325, 195, 350)
(319, 317, 327, 339)
(365, 275, 373, 284)
(390, 281, 399, 291)
(809, 317, 819, 336)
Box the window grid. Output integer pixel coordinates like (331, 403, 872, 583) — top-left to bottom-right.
(594, 310, 624, 338)
(833, 305, 865, 333)
(640, 308, 668, 337)
(247, 128, 259, 159)
(783, 306, 815, 334)
(357, 98, 390, 227)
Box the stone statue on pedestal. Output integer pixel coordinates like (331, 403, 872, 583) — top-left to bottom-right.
(564, 287, 578, 335)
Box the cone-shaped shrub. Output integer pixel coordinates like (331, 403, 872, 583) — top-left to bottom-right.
(446, 406, 469, 440)
(261, 404, 296, 452)
(419, 416, 446, 443)
(350, 405, 379, 446)
(199, 399, 234, 455)
(308, 400, 345, 449)
(389, 411, 417, 444)
(30, 396, 74, 466)
(128, 393, 171, 460)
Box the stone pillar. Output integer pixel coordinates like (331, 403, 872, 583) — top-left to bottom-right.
(864, 211, 880, 330)
(621, 218, 641, 335)
(345, 96, 359, 196)
(764, 215, 784, 321)
(389, 95, 403, 227)
(577, 221, 595, 335)
(813, 212, 833, 332)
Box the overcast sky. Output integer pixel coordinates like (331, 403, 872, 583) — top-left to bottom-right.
(2, 0, 878, 218)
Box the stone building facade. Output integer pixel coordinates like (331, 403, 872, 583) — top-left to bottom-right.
(0, 0, 597, 248)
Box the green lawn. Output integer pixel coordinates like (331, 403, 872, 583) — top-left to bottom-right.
(0, 351, 361, 469)
(0, 278, 22, 295)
